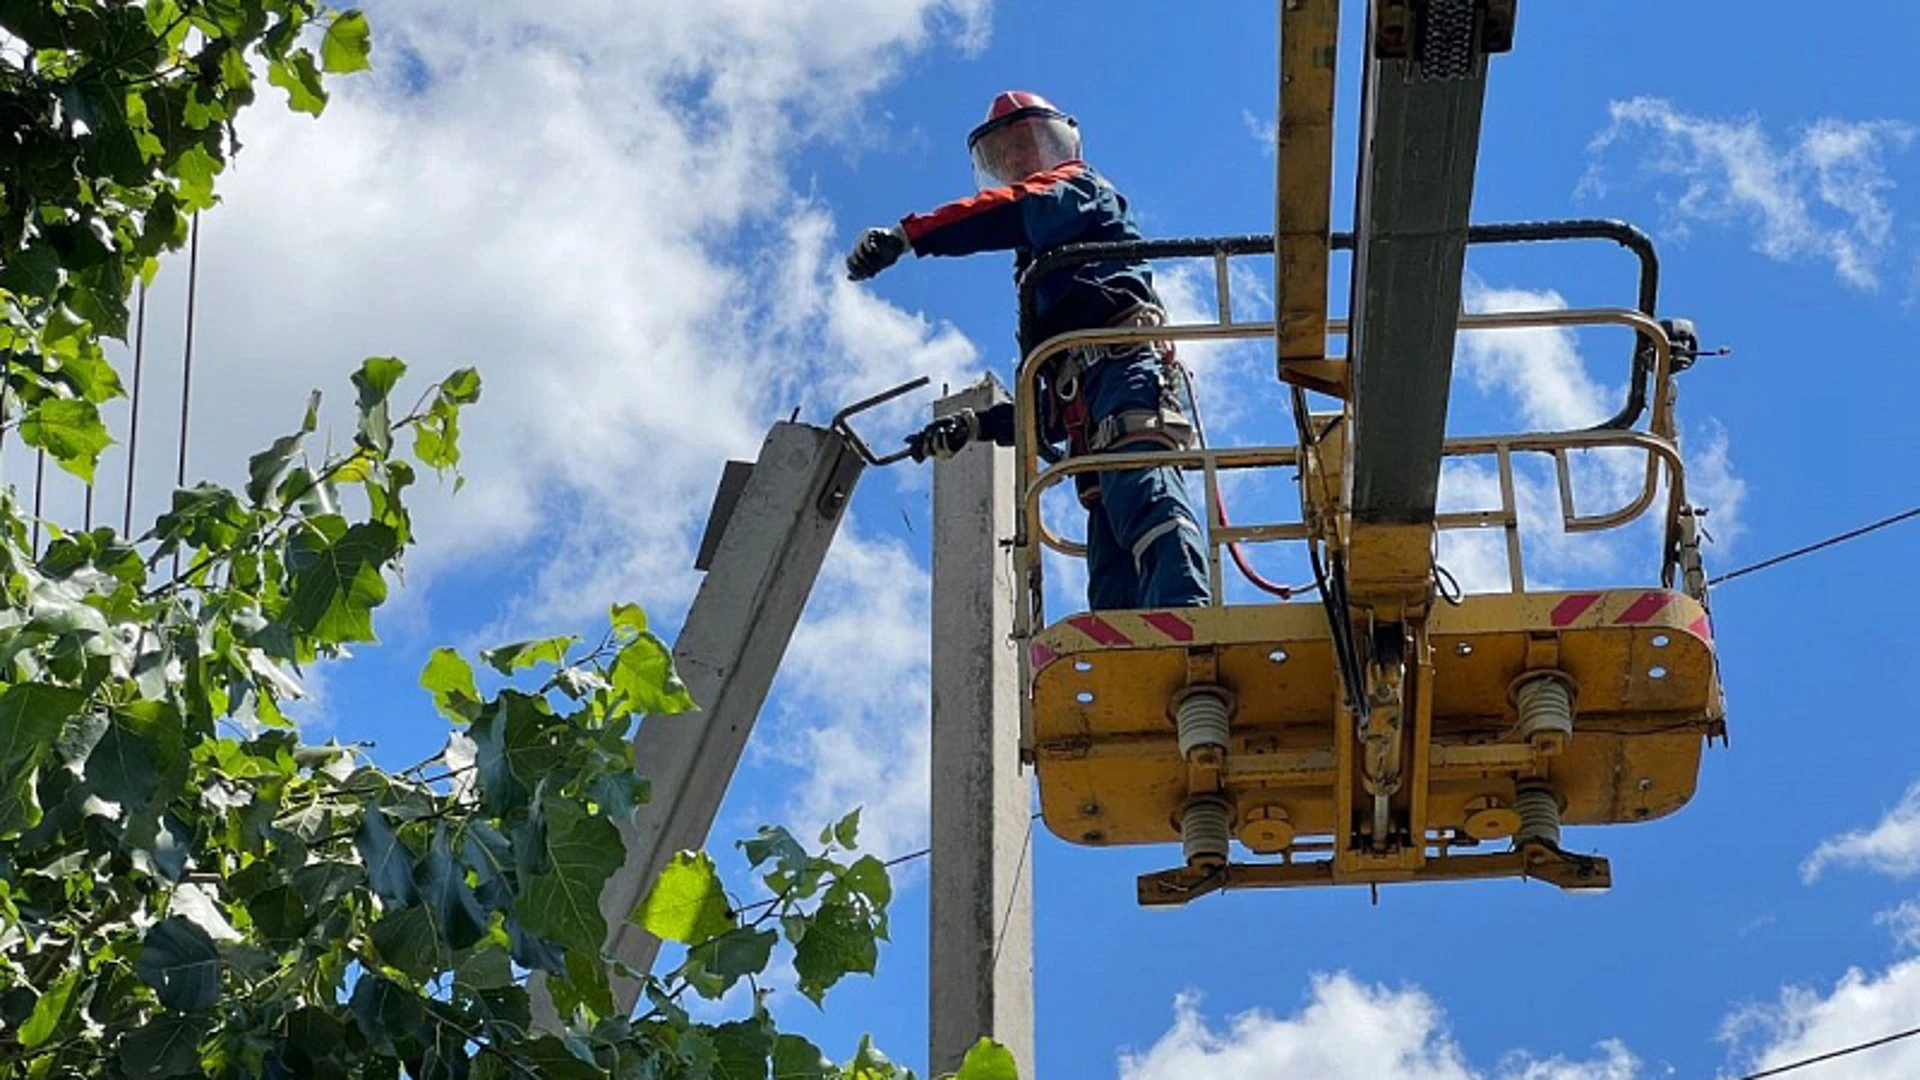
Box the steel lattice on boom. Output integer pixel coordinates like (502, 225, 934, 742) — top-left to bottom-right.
(1010, 0, 1726, 904)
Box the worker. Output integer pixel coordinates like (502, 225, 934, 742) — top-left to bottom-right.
(844, 91, 1210, 611)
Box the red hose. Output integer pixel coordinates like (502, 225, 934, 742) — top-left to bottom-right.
(1176, 363, 1312, 600)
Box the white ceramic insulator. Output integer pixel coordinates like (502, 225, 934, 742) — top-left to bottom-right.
(1514, 784, 1562, 848)
(1516, 674, 1575, 745)
(1181, 798, 1232, 868)
(1176, 690, 1232, 759)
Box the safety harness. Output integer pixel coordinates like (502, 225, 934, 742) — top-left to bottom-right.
(1043, 302, 1195, 507)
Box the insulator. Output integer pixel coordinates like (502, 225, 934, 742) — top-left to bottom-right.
(1515, 673, 1575, 751)
(1175, 689, 1232, 759)
(1180, 797, 1232, 868)
(1514, 784, 1562, 849)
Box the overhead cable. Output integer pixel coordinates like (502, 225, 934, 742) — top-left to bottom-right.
(1710, 506, 1920, 587)
(173, 212, 201, 576)
(1727, 1022, 1920, 1079)
(123, 278, 149, 535)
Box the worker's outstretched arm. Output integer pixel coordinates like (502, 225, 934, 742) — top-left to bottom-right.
(845, 162, 1089, 280)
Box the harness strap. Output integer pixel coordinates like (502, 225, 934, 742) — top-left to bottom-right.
(1048, 301, 1189, 508)
(1088, 408, 1195, 453)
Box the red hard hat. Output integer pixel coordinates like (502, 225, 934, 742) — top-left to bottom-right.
(968, 91, 1073, 150)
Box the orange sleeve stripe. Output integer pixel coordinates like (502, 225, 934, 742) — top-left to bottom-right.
(899, 161, 1087, 245)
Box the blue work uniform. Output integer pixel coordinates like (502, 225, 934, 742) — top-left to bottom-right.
(899, 161, 1210, 611)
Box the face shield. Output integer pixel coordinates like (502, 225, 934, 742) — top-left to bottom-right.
(968, 113, 1082, 190)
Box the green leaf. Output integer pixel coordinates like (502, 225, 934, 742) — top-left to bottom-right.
(348, 975, 423, 1057)
(441, 367, 482, 404)
(268, 49, 328, 116)
(367, 905, 451, 980)
(953, 1039, 1019, 1080)
(168, 882, 240, 943)
(173, 144, 221, 211)
(454, 945, 516, 992)
(85, 705, 177, 813)
(283, 1007, 351, 1080)
(557, 946, 615, 1022)
(286, 520, 397, 643)
(839, 855, 892, 908)
(610, 602, 648, 637)
(518, 796, 624, 956)
(290, 860, 363, 912)
(710, 1017, 776, 1080)
(20, 398, 111, 483)
(118, 1013, 212, 1078)
(246, 431, 305, 505)
(412, 401, 460, 473)
(847, 1037, 902, 1079)
(480, 636, 574, 675)
(833, 807, 862, 850)
(137, 916, 223, 1012)
(791, 897, 878, 1006)
(354, 804, 419, 909)
(635, 851, 732, 946)
(589, 765, 649, 817)
(739, 825, 808, 877)
(0, 683, 88, 835)
(350, 356, 405, 453)
(467, 700, 530, 819)
(772, 1035, 835, 1080)
(512, 1036, 607, 1080)
(420, 648, 480, 722)
(321, 10, 372, 73)
(246, 884, 309, 948)
(609, 631, 696, 717)
(18, 967, 79, 1049)
(684, 927, 776, 999)
(418, 823, 488, 950)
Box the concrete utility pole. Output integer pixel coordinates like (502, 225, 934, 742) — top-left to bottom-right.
(928, 377, 1036, 1079)
(533, 421, 866, 1024)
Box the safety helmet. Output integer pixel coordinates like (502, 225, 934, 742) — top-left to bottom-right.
(966, 91, 1082, 190)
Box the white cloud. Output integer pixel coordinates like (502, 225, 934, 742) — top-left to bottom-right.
(1721, 957, 1920, 1079)
(1586, 97, 1915, 290)
(1117, 978, 1645, 1080)
(1437, 278, 1722, 592)
(1804, 781, 1920, 882)
(763, 522, 934, 861)
(114, 0, 992, 642)
(1877, 900, 1920, 952)
(1242, 109, 1278, 156)
(1459, 281, 1616, 432)
(83, 0, 1000, 834)
(1686, 420, 1747, 553)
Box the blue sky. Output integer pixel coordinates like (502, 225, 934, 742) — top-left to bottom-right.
(36, 1, 1920, 1076)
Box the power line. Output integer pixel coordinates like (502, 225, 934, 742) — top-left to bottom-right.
(1710, 505, 1920, 587)
(123, 277, 148, 535)
(990, 818, 1034, 976)
(172, 212, 201, 577)
(1729, 1022, 1920, 1079)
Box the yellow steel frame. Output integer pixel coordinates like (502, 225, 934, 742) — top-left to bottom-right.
(1010, 247, 1722, 901)
(1274, 0, 1339, 378)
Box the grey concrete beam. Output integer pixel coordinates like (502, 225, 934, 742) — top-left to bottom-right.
(532, 421, 864, 1025)
(929, 376, 1034, 1079)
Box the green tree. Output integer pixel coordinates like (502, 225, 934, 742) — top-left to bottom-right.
(0, 3, 1013, 1078)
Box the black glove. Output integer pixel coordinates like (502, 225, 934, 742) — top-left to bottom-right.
(846, 226, 909, 281)
(906, 409, 979, 463)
